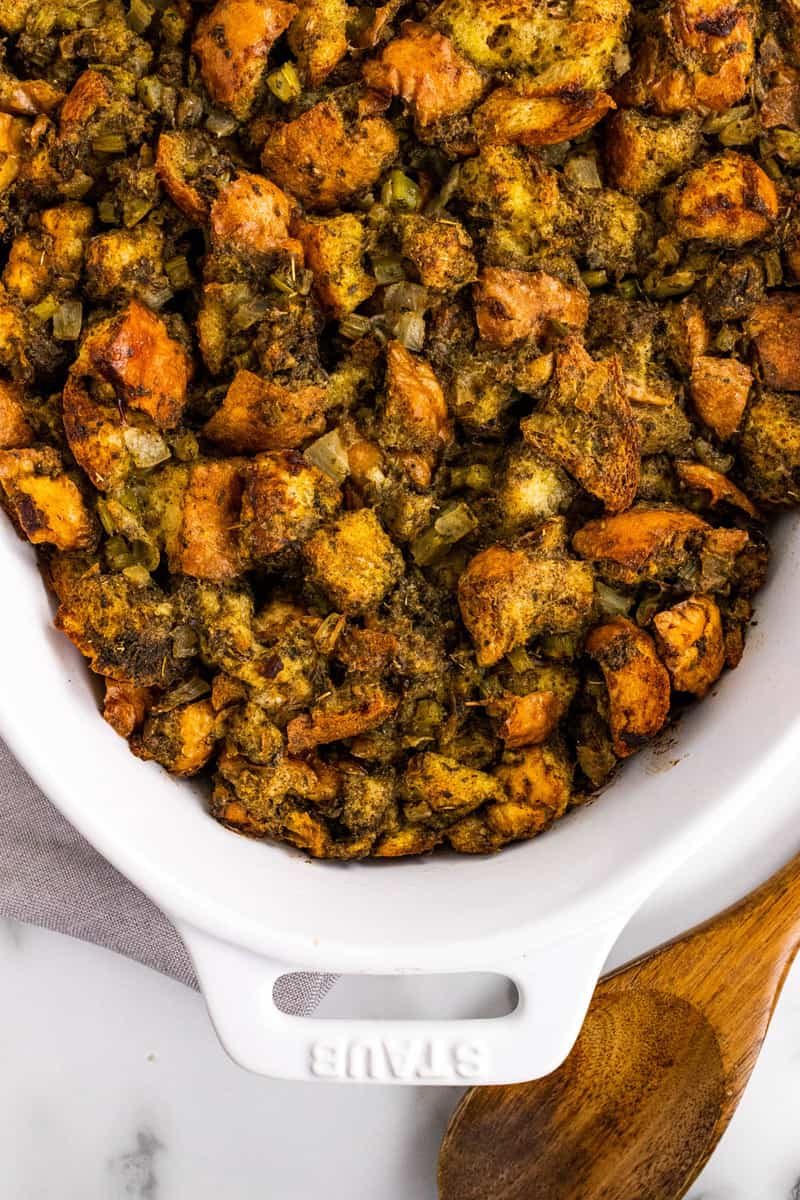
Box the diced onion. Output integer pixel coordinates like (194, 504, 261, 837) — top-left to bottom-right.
(371, 254, 405, 285)
(305, 428, 350, 483)
(434, 502, 477, 541)
(91, 132, 127, 155)
(424, 165, 461, 215)
(382, 169, 421, 212)
(122, 564, 151, 587)
(507, 646, 535, 672)
(411, 502, 476, 565)
(124, 427, 171, 469)
(122, 196, 153, 228)
(172, 624, 199, 658)
(53, 300, 83, 341)
(384, 282, 428, 316)
(151, 676, 211, 712)
(206, 109, 237, 137)
(564, 155, 601, 190)
(165, 255, 192, 290)
(394, 311, 425, 352)
(595, 581, 633, 617)
(314, 612, 346, 653)
(450, 463, 492, 493)
(339, 313, 372, 341)
(128, 0, 154, 34)
(137, 281, 174, 311)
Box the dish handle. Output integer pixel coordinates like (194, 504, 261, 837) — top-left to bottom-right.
(177, 916, 627, 1085)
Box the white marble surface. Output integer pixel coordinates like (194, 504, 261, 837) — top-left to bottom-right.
(3, 763, 800, 1200)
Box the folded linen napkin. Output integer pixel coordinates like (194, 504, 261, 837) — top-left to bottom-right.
(0, 736, 334, 1012)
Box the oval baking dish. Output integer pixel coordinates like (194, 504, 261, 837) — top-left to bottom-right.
(1, 514, 797, 1085)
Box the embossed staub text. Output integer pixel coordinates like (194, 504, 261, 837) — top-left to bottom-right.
(309, 1038, 488, 1081)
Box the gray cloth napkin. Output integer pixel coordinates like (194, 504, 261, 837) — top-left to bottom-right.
(0, 736, 334, 1013)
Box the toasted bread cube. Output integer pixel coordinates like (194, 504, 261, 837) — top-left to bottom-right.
(0, 0, 33, 34)
(490, 691, 563, 748)
(490, 740, 572, 838)
(156, 131, 230, 224)
(288, 0, 349, 86)
(210, 173, 303, 263)
(286, 683, 398, 753)
(336, 625, 398, 674)
(572, 507, 712, 586)
(624, 368, 694, 454)
(664, 296, 710, 374)
(340, 770, 396, 838)
(605, 110, 701, 198)
(458, 529, 595, 667)
(689, 355, 751, 439)
(374, 824, 443, 857)
(676, 461, 760, 518)
(61, 361, 133, 493)
(88, 301, 191, 431)
(193, 0, 297, 120)
(653, 594, 726, 698)
(459, 145, 568, 251)
(56, 573, 184, 687)
(584, 190, 651, 274)
(399, 215, 476, 291)
(133, 699, 218, 776)
(522, 339, 641, 514)
(380, 341, 451, 465)
(0, 298, 33, 381)
(474, 86, 614, 148)
(402, 751, 502, 824)
(0, 111, 25, 154)
(474, 267, 589, 348)
(3, 233, 50, 302)
(663, 153, 779, 246)
(0, 446, 97, 550)
(496, 444, 576, 534)
(747, 295, 800, 392)
(203, 370, 326, 453)
(432, 0, 628, 86)
(58, 68, 112, 131)
(294, 214, 375, 319)
(239, 450, 341, 560)
(261, 100, 399, 212)
(618, 0, 754, 114)
(739, 389, 800, 506)
(0, 111, 25, 194)
(0, 379, 31, 449)
(85, 223, 165, 303)
(304, 509, 403, 614)
(174, 460, 244, 582)
(363, 22, 485, 129)
(42, 203, 94, 279)
(586, 617, 671, 757)
(103, 679, 152, 739)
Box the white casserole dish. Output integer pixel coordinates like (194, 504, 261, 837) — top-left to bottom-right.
(0, 513, 797, 1086)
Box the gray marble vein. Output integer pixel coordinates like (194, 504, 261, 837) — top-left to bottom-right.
(108, 1129, 163, 1198)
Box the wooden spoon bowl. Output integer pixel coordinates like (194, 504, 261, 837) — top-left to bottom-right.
(440, 853, 800, 1200)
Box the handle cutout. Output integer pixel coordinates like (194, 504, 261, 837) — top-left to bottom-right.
(272, 971, 518, 1020)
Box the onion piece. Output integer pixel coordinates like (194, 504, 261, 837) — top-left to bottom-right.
(124, 427, 171, 469)
(595, 581, 633, 617)
(305, 428, 350, 483)
(395, 311, 425, 351)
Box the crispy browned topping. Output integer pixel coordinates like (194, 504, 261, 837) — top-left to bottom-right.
(0, 0, 792, 858)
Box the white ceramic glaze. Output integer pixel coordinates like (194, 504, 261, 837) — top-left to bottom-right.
(0, 513, 797, 1084)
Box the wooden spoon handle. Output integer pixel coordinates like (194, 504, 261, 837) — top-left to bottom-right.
(608, 849, 800, 1110)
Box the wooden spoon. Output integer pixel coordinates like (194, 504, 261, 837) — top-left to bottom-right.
(439, 852, 800, 1200)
